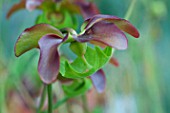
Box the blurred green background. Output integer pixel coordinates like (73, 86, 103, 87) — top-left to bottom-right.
(0, 0, 170, 113)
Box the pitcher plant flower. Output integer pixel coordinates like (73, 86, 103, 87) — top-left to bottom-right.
(14, 14, 139, 87)
(8, 0, 141, 112)
(72, 14, 139, 93)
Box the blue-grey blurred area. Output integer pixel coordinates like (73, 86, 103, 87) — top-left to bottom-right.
(1, 0, 170, 113)
(98, 0, 170, 113)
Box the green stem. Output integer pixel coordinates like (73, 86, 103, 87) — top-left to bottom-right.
(124, 0, 137, 20)
(0, 75, 7, 113)
(47, 84, 53, 113)
(37, 85, 46, 113)
(41, 96, 70, 113)
(53, 96, 70, 109)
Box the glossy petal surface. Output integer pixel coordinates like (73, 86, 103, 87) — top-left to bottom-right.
(85, 14, 139, 38)
(77, 22, 128, 50)
(38, 34, 67, 84)
(90, 69, 106, 93)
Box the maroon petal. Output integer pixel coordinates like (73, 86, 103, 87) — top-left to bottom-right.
(26, 0, 44, 11)
(90, 69, 106, 93)
(85, 14, 139, 38)
(38, 34, 68, 84)
(76, 2, 99, 19)
(77, 22, 128, 50)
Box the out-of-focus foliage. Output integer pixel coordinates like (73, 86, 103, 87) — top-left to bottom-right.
(1, 0, 170, 113)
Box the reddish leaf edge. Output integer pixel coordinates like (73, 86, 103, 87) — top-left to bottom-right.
(84, 14, 140, 38)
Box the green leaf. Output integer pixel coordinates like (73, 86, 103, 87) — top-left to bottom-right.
(69, 42, 87, 57)
(62, 78, 92, 97)
(59, 57, 66, 76)
(15, 24, 63, 57)
(60, 46, 113, 79)
(53, 96, 70, 109)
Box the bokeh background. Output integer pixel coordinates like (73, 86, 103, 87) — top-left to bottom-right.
(0, 0, 170, 113)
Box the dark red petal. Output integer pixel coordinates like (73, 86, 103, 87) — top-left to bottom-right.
(113, 19, 140, 38)
(76, 2, 99, 19)
(89, 40, 107, 48)
(77, 22, 128, 50)
(6, 0, 26, 19)
(90, 69, 106, 93)
(85, 14, 139, 38)
(85, 14, 120, 30)
(26, 0, 44, 11)
(38, 34, 67, 84)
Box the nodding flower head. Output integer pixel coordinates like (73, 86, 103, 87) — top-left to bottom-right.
(74, 14, 139, 50)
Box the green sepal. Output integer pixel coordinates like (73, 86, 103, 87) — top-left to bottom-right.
(62, 78, 92, 97)
(59, 46, 113, 79)
(69, 42, 87, 57)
